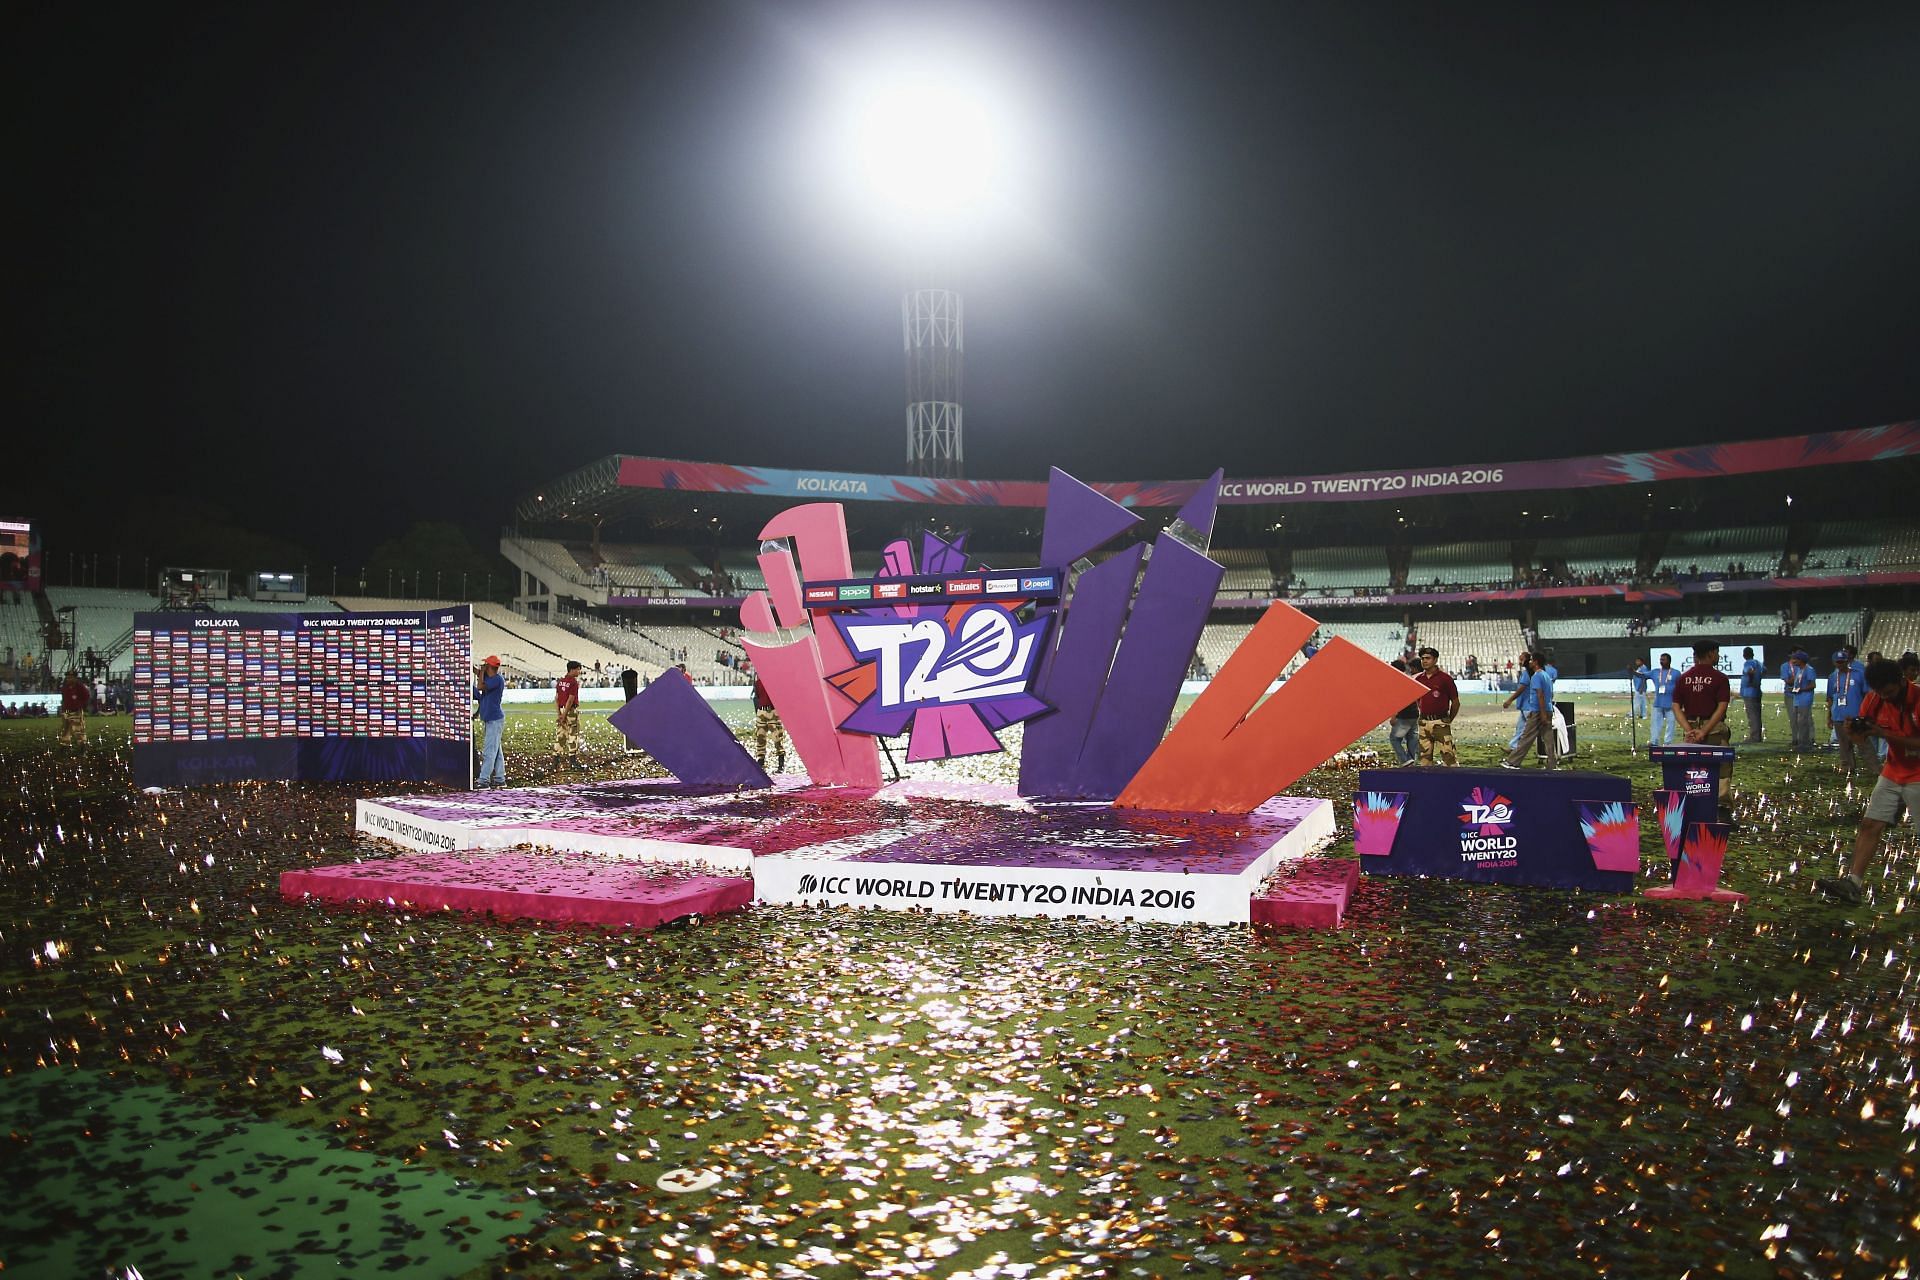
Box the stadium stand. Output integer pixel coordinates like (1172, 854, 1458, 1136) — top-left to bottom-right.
(1411, 619, 1523, 667)
(0, 595, 47, 678)
(1314, 620, 1404, 662)
(1537, 617, 1631, 640)
(1794, 609, 1866, 641)
(1650, 526, 1786, 577)
(1865, 610, 1920, 659)
(1212, 548, 1277, 598)
(1193, 621, 1256, 676)
(1801, 522, 1882, 573)
(1405, 542, 1514, 590)
(1537, 534, 1639, 580)
(1289, 546, 1389, 595)
(1877, 526, 1920, 572)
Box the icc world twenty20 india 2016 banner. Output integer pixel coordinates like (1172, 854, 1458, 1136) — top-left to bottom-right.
(131, 606, 473, 788)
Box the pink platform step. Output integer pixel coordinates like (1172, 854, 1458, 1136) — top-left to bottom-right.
(1249, 857, 1361, 930)
(281, 849, 753, 930)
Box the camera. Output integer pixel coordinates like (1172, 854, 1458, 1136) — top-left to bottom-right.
(1848, 715, 1873, 734)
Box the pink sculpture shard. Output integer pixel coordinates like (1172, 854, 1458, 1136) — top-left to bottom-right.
(1576, 800, 1642, 874)
(1645, 821, 1745, 903)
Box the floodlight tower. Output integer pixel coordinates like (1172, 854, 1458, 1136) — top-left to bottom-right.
(903, 276, 963, 477)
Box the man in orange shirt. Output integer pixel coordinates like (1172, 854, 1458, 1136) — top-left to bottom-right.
(1817, 658, 1920, 904)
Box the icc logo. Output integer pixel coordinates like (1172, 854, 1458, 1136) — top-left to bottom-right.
(840, 604, 1046, 711)
(1459, 788, 1515, 832)
(797, 874, 819, 895)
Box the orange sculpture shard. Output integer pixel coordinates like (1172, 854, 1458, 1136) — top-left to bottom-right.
(1115, 602, 1425, 814)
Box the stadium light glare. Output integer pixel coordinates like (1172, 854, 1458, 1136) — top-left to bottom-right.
(812, 48, 1031, 244)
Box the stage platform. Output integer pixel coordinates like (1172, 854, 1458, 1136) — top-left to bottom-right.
(281, 850, 753, 929)
(344, 777, 1338, 926)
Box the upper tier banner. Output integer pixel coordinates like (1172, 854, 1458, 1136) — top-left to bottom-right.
(614, 421, 1919, 508)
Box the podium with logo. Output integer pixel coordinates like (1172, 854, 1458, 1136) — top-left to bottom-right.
(1354, 766, 1638, 893)
(1643, 744, 1744, 903)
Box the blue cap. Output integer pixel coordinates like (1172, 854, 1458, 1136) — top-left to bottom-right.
(1792, 649, 1809, 660)
(1832, 650, 1848, 662)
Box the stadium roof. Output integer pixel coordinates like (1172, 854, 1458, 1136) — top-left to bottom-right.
(515, 421, 1919, 528)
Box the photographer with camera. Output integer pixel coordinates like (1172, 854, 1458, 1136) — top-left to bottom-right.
(1816, 657, 1920, 905)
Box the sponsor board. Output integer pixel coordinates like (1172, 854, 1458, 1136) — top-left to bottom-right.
(873, 582, 907, 600)
(803, 586, 838, 604)
(1019, 575, 1057, 593)
(906, 582, 941, 597)
(837, 584, 873, 602)
(946, 578, 983, 595)
(985, 577, 1019, 594)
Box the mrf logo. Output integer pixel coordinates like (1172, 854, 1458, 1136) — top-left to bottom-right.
(1458, 786, 1519, 864)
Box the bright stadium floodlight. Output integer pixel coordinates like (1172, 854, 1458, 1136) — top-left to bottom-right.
(816, 54, 1028, 243)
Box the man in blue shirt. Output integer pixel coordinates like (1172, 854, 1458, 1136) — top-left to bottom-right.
(1501, 649, 1534, 748)
(1739, 646, 1764, 743)
(1500, 653, 1559, 770)
(1784, 650, 1817, 752)
(1631, 658, 1652, 722)
(474, 654, 506, 787)
(1827, 646, 1868, 774)
(1649, 653, 1679, 746)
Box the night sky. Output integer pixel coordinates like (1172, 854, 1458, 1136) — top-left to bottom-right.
(13, 2, 1920, 557)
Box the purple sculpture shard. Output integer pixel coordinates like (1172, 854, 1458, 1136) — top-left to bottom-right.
(1018, 543, 1143, 798)
(608, 670, 773, 788)
(1039, 467, 1142, 568)
(1021, 470, 1227, 802)
(1071, 531, 1223, 798)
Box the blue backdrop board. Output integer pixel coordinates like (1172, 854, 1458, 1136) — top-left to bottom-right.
(131, 606, 473, 788)
(1355, 766, 1636, 893)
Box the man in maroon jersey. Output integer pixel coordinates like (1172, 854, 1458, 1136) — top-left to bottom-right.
(1673, 639, 1733, 802)
(58, 669, 90, 746)
(554, 660, 583, 768)
(1413, 646, 1460, 765)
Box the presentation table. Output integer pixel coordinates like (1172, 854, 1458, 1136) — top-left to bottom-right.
(1355, 765, 1638, 893)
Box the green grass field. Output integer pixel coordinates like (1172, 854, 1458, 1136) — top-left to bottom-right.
(2, 693, 1915, 1279)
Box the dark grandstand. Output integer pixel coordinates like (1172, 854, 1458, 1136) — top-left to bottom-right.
(501, 423, 1920, 684)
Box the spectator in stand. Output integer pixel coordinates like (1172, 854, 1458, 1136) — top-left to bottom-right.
(1500, 653, 1558, 770)
(474, 656, 506, 786)
(1816, 657, 1920, 905)
(1414, 647, 1459, 766)
(1674, 641, 1733, 802)
(1783, 651, 1817, 752)
(1648, 653, 1679, 746)
(1739, 647, 1765, 743)
(1826, 646, 1868, 776)
(554, 661, 583, 767)
(58, 670, 89, 747)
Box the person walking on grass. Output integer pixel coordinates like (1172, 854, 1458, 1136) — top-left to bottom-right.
(58, 669, 89, 747)
(1501, 653, 1558, 770)
(474, 656, 505, 787)
(1816, 658, 1920, 905)
(1784, 650, 1817, 752)
(750, 669, 786, 774)
(555, 660, 583, 768)
(1739, 646, 1764, 743)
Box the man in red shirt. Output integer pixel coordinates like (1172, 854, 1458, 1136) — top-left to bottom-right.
(1413, 646, 1460, 765)
(554, 661, 583, 768)
(58, 669, 90, 747)
(1673, 640, 1733, 802)
(1817, 658, 1920, 904)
